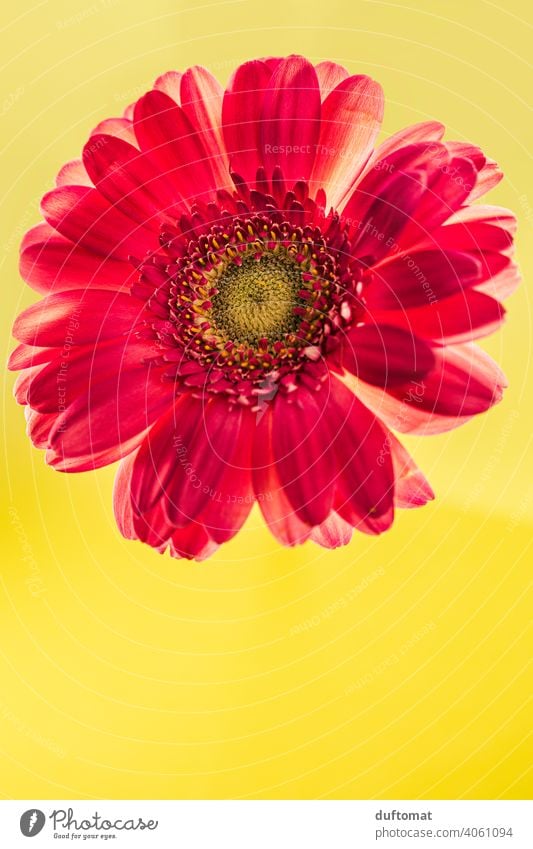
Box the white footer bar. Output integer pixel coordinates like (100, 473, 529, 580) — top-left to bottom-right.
(1, 800, 531, 848)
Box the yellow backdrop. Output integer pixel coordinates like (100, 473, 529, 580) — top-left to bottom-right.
(1, 0, 531, 799)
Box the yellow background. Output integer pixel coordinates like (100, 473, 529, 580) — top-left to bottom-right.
(1, 0, 531, 799)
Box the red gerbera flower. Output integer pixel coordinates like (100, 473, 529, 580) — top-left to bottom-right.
(10, 56, 519, 560)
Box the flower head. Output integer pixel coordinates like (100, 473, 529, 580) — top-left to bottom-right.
(10, 56, 519, 560)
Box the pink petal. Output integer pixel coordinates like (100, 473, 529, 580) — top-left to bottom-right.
(309, 511, 353, 548)
(388, 433, 434, 507)
(445, 140, 485, 171)
(20, 221, 55, 252)
(90, 117, 137, 147)
(113, 450, 137, 539)
(447, 204, 517, 234)
(25, 408, 56, 449)
(13, 289, 147, 347)
(476, 263, 521, 301)
(8, 343, 56, 371)
(314, 61, 350, 99)
(311, 74, 384, 208)
(362, 121, 445, 177)
(180, 66, 228, 185)
(260, 55, 321, 184)
(55, 159, 92, 187)
(13, 366, 43, 405)
(153, 70, 182, 103)
(470, 160, 503, 201)
(123, 102, 136, 121)
(445, 140, 503, 201)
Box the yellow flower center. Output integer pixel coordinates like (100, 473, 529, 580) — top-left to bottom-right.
(211, 253, 302, 345)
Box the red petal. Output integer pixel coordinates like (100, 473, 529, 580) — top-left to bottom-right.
(41, 185, 155, 259)
(312, 75, 384, 208)
(260, 55, 321, 184)
(395, 157, 478, 249)
(341, 324, 435, 387)
(47, 430, 147, 472)
(133, 89, 218, 205)
(135, 396, 246, 528)
(46, 341, 174, 459)
(365, 121, 445, 176)
(328, 379, 395, 533)
(347, 171, 427, 263)
(20, 225, 133, 294)
(222, 59, 275, 184)
(356, 343, 507, 434)
(252, 406, 312, 546)
(343, 140, 447, 225)
(13, 289, 146, 347)
(195, 409, 255, 543)
(180, 66, 228, 186)
(83, 134, 180, 226)
(169, 525, 219, 561)
(272, 387, 337, 526)
(373, 288, 506, 344)
(413, 220, 514, 255)
(366, 249, 482, 311)
(21, 336, 143, 413)
(128, 402, 184, 516)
